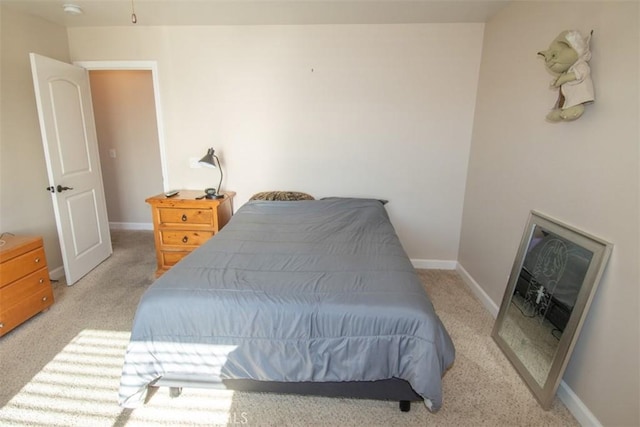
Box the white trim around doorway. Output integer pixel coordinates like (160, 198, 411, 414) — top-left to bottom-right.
(73, 60, 169, 191)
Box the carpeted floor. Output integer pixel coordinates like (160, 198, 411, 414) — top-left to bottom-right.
(0, 230, 578, 426)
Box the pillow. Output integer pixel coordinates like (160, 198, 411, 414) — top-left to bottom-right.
(249, 191, 315, 201)
(320, 196, 388, 205)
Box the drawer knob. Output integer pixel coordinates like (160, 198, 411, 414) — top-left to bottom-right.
(42, 296, 48, 302)
(181, 214, 187, 222)
(39, 278, 44, 284)
(0, 322, 4, 329)
(182, 236, 188, 243)
(35, 257, 41, 263)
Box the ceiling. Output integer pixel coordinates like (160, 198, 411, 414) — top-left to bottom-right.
(0, 0, 510, 27)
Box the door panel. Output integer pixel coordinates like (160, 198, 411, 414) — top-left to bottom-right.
(66, 190, 102, 256)
(30, 53, 112, 285)
(50, 79, 92, 174)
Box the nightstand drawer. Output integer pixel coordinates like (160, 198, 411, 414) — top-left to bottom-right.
(158, 208, 212, 226)
(0, 247, 47, 288)
(0, 267, 51, 308)
(0, 286, 54, 337)
(161, 230, 214, 247)
(161, 251, 190, 267)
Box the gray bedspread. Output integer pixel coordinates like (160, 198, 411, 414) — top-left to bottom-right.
(118, 198, 455, 410)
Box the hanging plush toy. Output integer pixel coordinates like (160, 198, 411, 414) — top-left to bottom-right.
(538, 30, 594, 122)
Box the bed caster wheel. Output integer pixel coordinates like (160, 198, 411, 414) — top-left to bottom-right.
(399, 400, 411, 412)
(169, 387, 182, 398)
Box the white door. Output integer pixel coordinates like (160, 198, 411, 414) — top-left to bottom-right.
(30, 53, 112, 286)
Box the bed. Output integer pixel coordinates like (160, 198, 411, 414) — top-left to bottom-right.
(118, 197, 455, 412)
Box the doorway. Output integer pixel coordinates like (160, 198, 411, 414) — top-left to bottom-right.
(77, 61, 168, 230)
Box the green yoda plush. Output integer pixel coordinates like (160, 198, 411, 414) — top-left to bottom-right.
(538, 30, 594, 122)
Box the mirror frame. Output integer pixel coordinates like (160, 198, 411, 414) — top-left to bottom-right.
(491, 210, 613, 409)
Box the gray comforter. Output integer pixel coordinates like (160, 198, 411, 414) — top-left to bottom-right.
(118, 198, 455, 410)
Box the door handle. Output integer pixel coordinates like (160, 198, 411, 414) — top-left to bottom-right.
(56, 185, 73, 192)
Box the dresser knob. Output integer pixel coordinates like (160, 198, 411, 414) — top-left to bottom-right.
(0, 322, 4, 329)
(35, 257, 40, 263)
(182, 236, 188, 243)
(181, 214, 187, 222)
(39, 278, 44, 284)
(42, 296, 47, 302)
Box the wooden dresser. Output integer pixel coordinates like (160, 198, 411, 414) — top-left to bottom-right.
(146, 190, 235, 277)
(0, 235, 54, 337)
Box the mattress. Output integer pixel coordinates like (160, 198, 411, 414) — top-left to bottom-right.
(118, 197, 455, 410)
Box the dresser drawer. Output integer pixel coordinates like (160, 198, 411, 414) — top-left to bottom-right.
(160, 230, 214, 247)
(158, 208, 213, 226)
(0, 286, 54, 337)
(0, 247, 47, 288)
(0, 266, 52, 308)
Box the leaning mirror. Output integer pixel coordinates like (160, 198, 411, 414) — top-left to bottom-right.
(492, 210, 612, 409)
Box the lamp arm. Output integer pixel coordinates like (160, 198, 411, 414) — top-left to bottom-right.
(214, 154, 223, 195)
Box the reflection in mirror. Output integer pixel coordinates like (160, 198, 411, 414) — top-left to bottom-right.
(492, 211, 612, 409)
(498, 225, 593, 386)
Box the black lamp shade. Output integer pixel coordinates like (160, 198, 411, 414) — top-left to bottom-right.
(199, 148, 217, 168)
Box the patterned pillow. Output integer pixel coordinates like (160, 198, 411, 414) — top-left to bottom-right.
(249, 191, 315, 201)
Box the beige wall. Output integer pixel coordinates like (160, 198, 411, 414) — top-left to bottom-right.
(0, 6, 70, 271)
(68, 24, 484, 261)
(89, 70, 164, 225)
(458, 2, 639, 425)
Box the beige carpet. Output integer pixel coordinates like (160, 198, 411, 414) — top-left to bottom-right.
(0, 230, 578, 426)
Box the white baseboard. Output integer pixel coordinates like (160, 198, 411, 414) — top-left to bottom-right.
(48, 265, 65, 281)
(411, 259, 457, 270)
(557, 381, 602, 427)
(109, 222, 153, 231)
(456, 262, 600, 427)
(455, 262, 499, 318)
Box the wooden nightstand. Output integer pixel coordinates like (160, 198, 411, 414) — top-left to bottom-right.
(146, 190, 236, 277)
(0, 235, 54, 337)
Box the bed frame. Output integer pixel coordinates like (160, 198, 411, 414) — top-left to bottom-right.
(153, 376, 422, 412)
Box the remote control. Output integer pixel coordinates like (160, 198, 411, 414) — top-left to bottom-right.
(164, 190, 180, 198)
